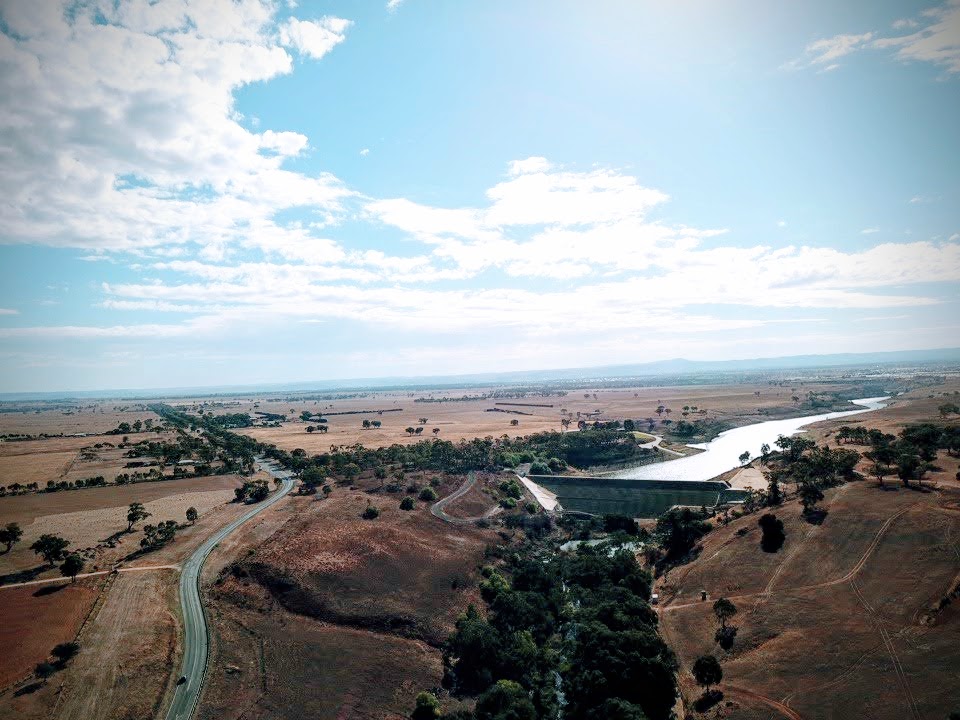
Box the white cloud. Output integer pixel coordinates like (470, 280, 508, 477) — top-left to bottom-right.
(386, 0, 405, 12)
(777, 220, 787, 227)
(786, 2, 960, 75)
(783, 32, 874, 71)
(874, 1, 960, 74)
(861, 227, 880, 234)
(0, 1, 352, 256)
(360, 148, 370, 156)
(0, 308, 18, 315)
(507, 157, 553, 176)
(278, 16, 351, 60)
(892, 18, 919, 30)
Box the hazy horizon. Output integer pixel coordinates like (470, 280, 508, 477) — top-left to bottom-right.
(1, 1, 958, 392)
(2, 345, 957, 400)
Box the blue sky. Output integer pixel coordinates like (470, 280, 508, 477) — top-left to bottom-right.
(0, 0, 958, 392)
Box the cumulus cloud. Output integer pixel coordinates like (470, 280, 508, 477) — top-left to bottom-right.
(278, 16, 351, 60)
(0, 3, 955, 383)
(0, 0, 352, 256)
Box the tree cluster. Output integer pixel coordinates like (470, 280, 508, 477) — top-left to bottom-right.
(425, 545, 677, 720)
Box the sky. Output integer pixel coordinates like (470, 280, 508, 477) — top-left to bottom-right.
(0, 0, 958, 393)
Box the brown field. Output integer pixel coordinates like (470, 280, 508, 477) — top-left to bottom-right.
(0, 578, 103, 691)
(0, 430, 181, 489)
(0, 474, 244, 578)
(0, 403, 160, 437)
(231, 382, 869, 453)
(198, 472, 497, 719)
(658, 470, 960, 719)
(54, 569, 180, 720)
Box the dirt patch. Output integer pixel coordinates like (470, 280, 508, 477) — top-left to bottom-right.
(54, 569, 179, 720)
(0, 578, 102, 690)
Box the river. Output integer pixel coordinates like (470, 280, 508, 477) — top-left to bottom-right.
(608, 397, 889, 483)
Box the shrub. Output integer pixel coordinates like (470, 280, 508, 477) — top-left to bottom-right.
(400, 496, 415, 511)
(758, 513, 786, 553)
(362, 505, 380, 520)
(500, 497, 518, 509)
(529, 460, 551, 475)
(418, 486, 438, 502)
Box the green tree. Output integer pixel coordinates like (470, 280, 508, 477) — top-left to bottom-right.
(35, 661, 56, 683)
(738, 450, 751, 466)
(0, 521, 23, 552)
(692, 654, 723, 693)
(30, 534, 70, 566)
(60, 553, 85, 582)
(759, 442, 771, 465)
(400, 496, 415, 511)
(411, 691, 441, 720)
(655, 508, 711, 562)
(474, 679, 536, 720)
(799, 483, 824, 514)
(186, 506, 198, 524)
(419, 486, 438, 502)
(141, 520, 178, 550)
(126, 502, 151, 532)
(758, 513, 786, 553)
(712, 598, 737, 629)
(51, 642, 80, 665)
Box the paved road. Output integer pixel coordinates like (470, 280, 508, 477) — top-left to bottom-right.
(164, 458, 295, 720)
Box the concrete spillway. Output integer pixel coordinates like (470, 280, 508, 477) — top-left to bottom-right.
(526, 475, 748, 518)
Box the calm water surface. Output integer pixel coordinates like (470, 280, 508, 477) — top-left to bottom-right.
(610, 397, 889, 482)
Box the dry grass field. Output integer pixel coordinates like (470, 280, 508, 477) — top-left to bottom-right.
(0, 430, 181, 489)
(0, 403, 160, 437)
(0, 474, 245, 578)
(198, 472, 497, 719)
(658, 465, 960, 718)
(232, 382, 867, 453)
(53, 569, 180, 720)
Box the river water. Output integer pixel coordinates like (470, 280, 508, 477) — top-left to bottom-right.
(609, 397, 889, 483)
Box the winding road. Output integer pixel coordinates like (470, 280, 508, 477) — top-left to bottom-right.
(164, 458, 295, 720)
(430, 471, 500, 524)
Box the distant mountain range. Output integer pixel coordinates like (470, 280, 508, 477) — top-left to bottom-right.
(3, 347, 959, 402)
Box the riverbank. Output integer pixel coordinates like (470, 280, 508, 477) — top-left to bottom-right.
(608, 397, 889, 483)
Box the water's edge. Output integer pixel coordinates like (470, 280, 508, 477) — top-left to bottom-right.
(608, 396, 890, 483)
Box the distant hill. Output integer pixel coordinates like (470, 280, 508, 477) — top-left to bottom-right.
(2, 347, 959, 401)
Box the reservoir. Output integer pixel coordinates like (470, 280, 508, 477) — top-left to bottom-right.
(608, 396, 889, 483)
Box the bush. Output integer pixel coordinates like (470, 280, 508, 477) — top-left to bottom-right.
(400, 496, 415, 511)
(500, 497, 518, 509)
(411, 691, 441, 720)
(362, 505, 380, 520)
(418, 486, 438, 502)
(529, 460, 551, 475)
(758, 513, 786, 553)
